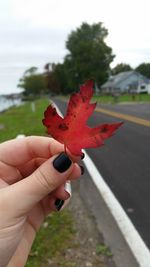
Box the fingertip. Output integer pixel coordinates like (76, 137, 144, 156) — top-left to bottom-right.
(79, 165, 85, 175)
(52, 184, 71, 200)
(81, 152, 85, 159)
(53, 153, 72, 173)
(64, 181, 72, 197)
(68, 163, 83, 181)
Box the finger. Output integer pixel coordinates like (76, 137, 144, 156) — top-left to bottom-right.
(48, 196, 70, 213)
(1, 153, 81, 217)
(0, 157, 47, 185)
(41, 184, 70, 214)
(48, 164, 81, 211)
(0, 178, 8, 189)
(52, 184, 71, 212)
(51, 184, 70, 199)
(19, 160, 81, 182)
(0, 160, 22, 184)
(18, 158, 46, 178)
(0, 136, 64, 167)
(42, 180, 73, 214)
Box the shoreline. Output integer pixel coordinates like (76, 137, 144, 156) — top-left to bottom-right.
(0, 97, 22, 113)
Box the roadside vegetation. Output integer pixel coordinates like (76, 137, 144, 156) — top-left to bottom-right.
(93, 93, 150, 104)
(0, 98, 49, 142)
(59, 92, 150, 105)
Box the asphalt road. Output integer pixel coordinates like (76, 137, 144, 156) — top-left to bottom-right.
(54, 99, 150, 248)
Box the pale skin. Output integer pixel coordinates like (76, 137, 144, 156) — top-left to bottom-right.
(0, 136, 81, 267)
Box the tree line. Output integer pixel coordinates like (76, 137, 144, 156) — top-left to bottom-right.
(18, 22, 150, 96)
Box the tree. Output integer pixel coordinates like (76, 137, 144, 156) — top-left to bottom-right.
(64, 22, 114, 90)
(44, 63, 61, 95)
(135, 63, 150, 78)
(52, 63, 69, 94)
(111, 63, 132, 75)
(18, 67, 47, 96)
(24, 66, 38, 76)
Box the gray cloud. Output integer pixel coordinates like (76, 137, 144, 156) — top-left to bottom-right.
(0, 25, 69, 94)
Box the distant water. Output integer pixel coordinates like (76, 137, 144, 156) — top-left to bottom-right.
(0, 96, 22, 112)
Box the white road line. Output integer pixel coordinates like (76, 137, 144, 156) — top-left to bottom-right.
(83, 151, 150, 267)
(53, 101, 150, 267)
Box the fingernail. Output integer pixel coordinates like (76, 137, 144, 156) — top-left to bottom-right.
(81, 153, 85, 159)
(65, 181, 72, 197)
(80, 165, 85, 175)
(53, 153, 72, 173)
(55, 198, 65, 211)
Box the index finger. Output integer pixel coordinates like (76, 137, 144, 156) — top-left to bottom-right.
(0, 136, 64, 167)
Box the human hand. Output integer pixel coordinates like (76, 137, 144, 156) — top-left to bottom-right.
(0, 136, 82, 267)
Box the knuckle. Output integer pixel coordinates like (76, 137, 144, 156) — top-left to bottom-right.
(34, 168, 56, 193)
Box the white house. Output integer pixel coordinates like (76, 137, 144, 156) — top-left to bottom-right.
(101, 71, 149, 94)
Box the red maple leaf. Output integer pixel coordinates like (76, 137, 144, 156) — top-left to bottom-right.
(42, 80, 123, 156)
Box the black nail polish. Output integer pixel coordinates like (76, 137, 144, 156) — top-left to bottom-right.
(81, 153, 85, 159)
(53, 153, 72, 173)
(80, 165, 85, 175)
(55, 198, 64, 211)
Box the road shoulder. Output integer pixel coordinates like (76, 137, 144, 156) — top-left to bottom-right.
(67, 180, 116, 267)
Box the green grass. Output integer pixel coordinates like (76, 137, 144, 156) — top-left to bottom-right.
(0, 98, 49, 142)
(0, 98, 77, 267)
(26, 211, 76, 267)
(58, 93, 150, 105)
(93, 93, 150, 104)
(96, 244, 113, 257)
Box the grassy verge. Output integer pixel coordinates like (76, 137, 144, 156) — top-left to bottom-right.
(0, 98, 49, 142)
(0, 98, 78, 267)
(93, 93, 150, 104)
(58, 93, 150, 104)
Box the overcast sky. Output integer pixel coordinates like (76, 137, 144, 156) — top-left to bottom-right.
(0, 0, 150, 94)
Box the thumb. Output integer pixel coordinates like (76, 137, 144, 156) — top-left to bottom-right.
(2, 153, 73, 216)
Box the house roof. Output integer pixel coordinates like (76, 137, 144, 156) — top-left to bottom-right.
(101, 71, 148, 89)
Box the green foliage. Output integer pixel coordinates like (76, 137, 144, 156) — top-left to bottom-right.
(44, 63, 61, 95)
(96, 244, 113, 257)
(135, 63, 150, 78)
(53, 63, 68, 94)
(63, 22, 114, 90)
(51, 22, 114, 93)
(93, 93, 150, 103)
(18, 67, 47, 96)
(44, 63, 69, 95)
(111, 63, 132, 75)
(18, 22, 115, 95)
(26, 210, 75, 267)
(24, 66, 38, 75)
(0, 98, 49, 142)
